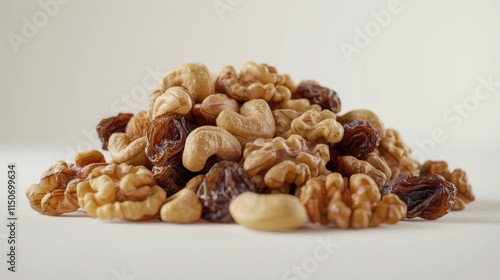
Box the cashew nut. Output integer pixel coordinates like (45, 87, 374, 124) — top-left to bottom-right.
(185, 174, 205, 192)
(159, 63, 214, 102)
(160, 188, 202, 223)
(152, 86, 193, 117)
(229, 192, 308, 231)
(182, 126, 242, 172)
(147, 89, 163, 119)
(216, 99, 276, 146)
(108, 133, 149, 166)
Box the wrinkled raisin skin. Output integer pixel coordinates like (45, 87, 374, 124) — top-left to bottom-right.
(292, 83, 341, 113)
(335, 120, 380, 159)
(152, 154, 196, 197)
(380, 174, 457, 220)
(197, 161, 256, 223)
(145, 113, 191, 167)
(96, 113, 133, 150)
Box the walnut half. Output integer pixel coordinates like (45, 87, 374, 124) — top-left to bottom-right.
(77, 163, 166, 220)
(243, 134, 330, 189)
(300, 173, 407, 229)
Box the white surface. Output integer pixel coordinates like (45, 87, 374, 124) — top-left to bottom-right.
(2, 0, 500, 279)
(0, 147, 499, 280)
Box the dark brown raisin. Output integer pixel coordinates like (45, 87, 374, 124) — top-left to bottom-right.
(326, 147, 340, 172)
(96, 113, 133, 150)
(152, 154, 196, 197)
(197, 161, 256, 223)
(292, 83, 341, 113)
(335, 120, 380, 159)
(380, 174, 457, 220)
(145, 113, 191, 167)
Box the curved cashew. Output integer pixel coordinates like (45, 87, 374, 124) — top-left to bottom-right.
(229, 192, 308, 231)
(147, 89, 163, 119)
(160, 188, 202, 223)
(159, 63, 213, 102)
(182, 126, 242, 172)
(185, 174, 205, 192)
(216, 99, 276, 146)
(108, 133, 149, 166)
(152, 86, 193, 117)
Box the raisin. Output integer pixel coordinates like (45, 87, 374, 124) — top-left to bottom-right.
(96, 113, 133, 150)
(380, 174, 457, 220)
(292, 83, 341, 113)
(335, 120, 380, 159)
(197, 161, 256, 223)
(145, 113, 191, 167)
(152, 154, 196, 197)
(326, 147, 340, 172)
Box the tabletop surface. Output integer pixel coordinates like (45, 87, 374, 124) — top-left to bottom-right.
(1, 146, 499, 280)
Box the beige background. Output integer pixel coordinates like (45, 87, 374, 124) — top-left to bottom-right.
(2, 0, 500, 149)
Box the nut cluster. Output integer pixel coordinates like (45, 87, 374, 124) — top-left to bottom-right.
(300, 173, 407, 229)
(26, 62, 475, 231)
